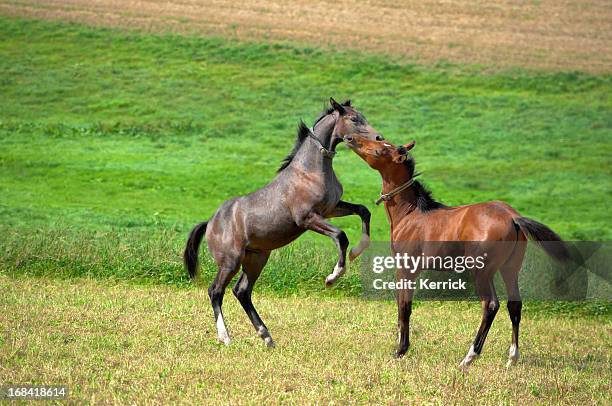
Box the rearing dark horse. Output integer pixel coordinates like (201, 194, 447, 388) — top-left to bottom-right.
(184, 99, 383, 347)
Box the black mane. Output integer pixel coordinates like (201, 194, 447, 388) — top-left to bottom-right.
(404, 156, 446, 212)
(277, 121, 311, 172)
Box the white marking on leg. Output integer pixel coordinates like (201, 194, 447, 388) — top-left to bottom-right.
(216, 314, 231, 345)
(349, 233, 370, 261)
(256, 326, 275, 348)
(325, 263, 346, 286)
(506, 344, 519, 367)
(459, 344, 479, 371)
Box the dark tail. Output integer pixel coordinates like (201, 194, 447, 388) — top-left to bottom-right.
(184, 221, 208, 279)
(513, 217, 573, 263)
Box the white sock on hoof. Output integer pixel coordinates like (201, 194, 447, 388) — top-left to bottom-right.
(257, 326, 275, 347)
(216, 314, 231, 345)
(325, 264, 346, 286)
(349, 234, 370, 261)
(506, 344, 519, 367)
(459, 345, 479, 371)
(264, 337, 275, 348)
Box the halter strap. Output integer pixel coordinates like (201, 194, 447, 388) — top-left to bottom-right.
(308, 127, 336, 159)
(375, 179, 414, 205)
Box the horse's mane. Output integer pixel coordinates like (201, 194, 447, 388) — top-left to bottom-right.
(277, 121, 311, 172)
(278, 100, 352, 172)
(404, 155, 446, 212)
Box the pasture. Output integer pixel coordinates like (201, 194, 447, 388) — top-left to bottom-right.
(0, 11, 611, 405)
(2, 276, 610, 404)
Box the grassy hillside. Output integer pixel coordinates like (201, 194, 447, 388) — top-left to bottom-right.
(0, 17, 610, 292)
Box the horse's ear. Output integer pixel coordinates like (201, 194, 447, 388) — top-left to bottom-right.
(394, 141, 415, 163)
(394, 154, 408, 163)
(404, 140, 416, 151)
(330, 97, 347, 115)
(341, 99, 352, 107)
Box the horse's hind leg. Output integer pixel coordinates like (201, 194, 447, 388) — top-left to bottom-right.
(459, 274, 500, 371)
(299, 212, 349, 286)
(395, 270, 417, 358)
(500, 242, 526, 367)
(327, 200, 371, 261)
(208, 253, 243, 345)
(232, 251, 275, 348)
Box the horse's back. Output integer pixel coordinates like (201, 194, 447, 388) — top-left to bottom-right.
(206, 181, 307, 251)
(455, 200, 520, 241)
(395, 200, 520, 241)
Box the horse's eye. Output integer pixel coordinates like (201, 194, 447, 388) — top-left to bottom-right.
(375, 135, 384, 141)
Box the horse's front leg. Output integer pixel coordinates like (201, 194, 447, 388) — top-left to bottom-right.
(299, 212, 349, 287)
(327, 200, 371, 261)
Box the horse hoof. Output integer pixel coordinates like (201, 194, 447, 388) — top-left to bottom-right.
(393, 351, 406, 359)
(325, 265, 346, 286)
(217, 335, 231, 346)
(349, 248, 358, 261)
(458, 360, 471, 373)
(506, 345, 519, 367)
(264, 337, 276, 348)
(325, 274, 338, 287)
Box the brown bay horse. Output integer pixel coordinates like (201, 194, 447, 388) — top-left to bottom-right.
(184, 99, 384, 347)
(346, 135, 574, 370)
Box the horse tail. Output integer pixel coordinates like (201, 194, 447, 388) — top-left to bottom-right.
(512, 217, 573, 263)
(184, 221, 208, 279)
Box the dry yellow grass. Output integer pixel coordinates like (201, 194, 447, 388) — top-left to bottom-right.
(1, 0, 611, 72)
(1, 276, 610, 404)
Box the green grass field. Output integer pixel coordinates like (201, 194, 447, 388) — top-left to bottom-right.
(1, 17, 610, 291)
(0, 16, 611, 404)
(1, 276, 610, 404)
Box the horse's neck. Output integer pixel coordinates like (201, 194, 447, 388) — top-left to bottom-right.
(380, 169, 419, 235)
(291, 117, 335, 174)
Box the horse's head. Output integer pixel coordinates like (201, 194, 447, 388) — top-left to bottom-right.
(313, 98, 384, 151)
(346, 135, 416, 171)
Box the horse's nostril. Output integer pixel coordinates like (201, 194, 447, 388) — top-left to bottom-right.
(345, 135, 354, 142)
